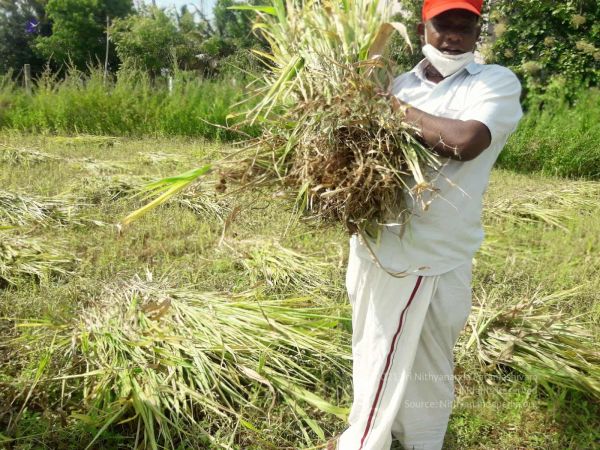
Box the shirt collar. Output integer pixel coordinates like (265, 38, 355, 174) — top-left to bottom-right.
(412, 58, 483, 83)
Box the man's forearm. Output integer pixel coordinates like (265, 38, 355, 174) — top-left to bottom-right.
(404, 105, 491, 161)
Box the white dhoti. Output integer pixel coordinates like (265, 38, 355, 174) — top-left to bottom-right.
(338, 246, 472, 450)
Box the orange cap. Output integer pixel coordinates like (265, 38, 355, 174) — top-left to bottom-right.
(422, 0, 483, 22)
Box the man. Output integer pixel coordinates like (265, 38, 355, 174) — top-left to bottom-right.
(334, 1, 523, 449)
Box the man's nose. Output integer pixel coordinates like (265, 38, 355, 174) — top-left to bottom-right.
(446, 31, 463, 45)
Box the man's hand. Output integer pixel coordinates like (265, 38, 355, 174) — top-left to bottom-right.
(376, 89, 407, 113)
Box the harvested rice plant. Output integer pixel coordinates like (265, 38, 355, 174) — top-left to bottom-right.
(127, 0, 440, 233)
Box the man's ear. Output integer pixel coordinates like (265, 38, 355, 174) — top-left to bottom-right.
(417, 22, 425, 46)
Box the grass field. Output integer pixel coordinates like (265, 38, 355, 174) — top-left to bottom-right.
(1, 132, 599, 449)
(0, 70, 258, 141)
(1, 70, 598, 182)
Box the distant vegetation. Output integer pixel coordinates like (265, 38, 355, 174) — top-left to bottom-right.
(486, 0, 599, 101)
(0, 67, 257, 140)
(0, 0, 264, 78)
(498, 88, 600, 179)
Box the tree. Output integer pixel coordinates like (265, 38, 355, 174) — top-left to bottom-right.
(391, 1, 425, 72)
(202, 0, 263, 58)
(0, 0, 49, 75)
(174, 5, 214, 71)
(110, 6, 184, 75)
(110, 5, 215, 75)
(35, 0, 133, 71)
(487, 0, 599, 101)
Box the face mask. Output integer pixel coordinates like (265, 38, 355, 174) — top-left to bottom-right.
(422, 34, 475, 78)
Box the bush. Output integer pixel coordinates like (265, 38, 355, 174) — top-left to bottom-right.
(488, 0, 599, 102)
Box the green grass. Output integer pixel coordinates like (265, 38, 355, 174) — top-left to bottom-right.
(0, 69, 257, 140)
(498, 88, 600, 179)
(2, 71, 598, 182)
(0, 133, 599, 449)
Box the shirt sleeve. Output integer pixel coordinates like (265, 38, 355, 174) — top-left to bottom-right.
(461, 66, 523, 148)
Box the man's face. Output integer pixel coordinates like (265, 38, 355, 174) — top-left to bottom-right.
(419, 9, 480, 55)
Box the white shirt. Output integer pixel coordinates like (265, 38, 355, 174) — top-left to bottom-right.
(350, 59, 523, 276)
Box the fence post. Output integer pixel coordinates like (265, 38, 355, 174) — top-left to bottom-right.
(104, 15, 110, 85)
(24, 64, 31, 94)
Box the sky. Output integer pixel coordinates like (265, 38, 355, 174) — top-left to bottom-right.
(149, 0, 216, 17)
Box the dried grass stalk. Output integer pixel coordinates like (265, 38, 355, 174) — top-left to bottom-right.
(79, 175, 145, 204)
(0, 190, 84, 227)
(229, 239, 335, 293)
(0, 231, 74, 286)
(484, 181, 600, 229)
(0, 144, 60, 165)
(177, 183, 231, 222)
(467, 288, 600, 399)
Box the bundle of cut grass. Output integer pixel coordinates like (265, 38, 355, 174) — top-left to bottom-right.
(0, 144, 60, 165)
(0, 190, 84, 227)
(229, 239, 337, 293)
(177, 183, 231, 223)
(124, 1, 439, 230)
(137, 151, 183, 165)
(79, 175, 145, 204)
(13, 277, 350, 448)
(74, 157, 129, 176)
(48, 135, 119, 147)
(484, 181, 600, 230)
(466, 288, 600, 399)
(0, 230, 73, 285)
(224, 0, 439, 228)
